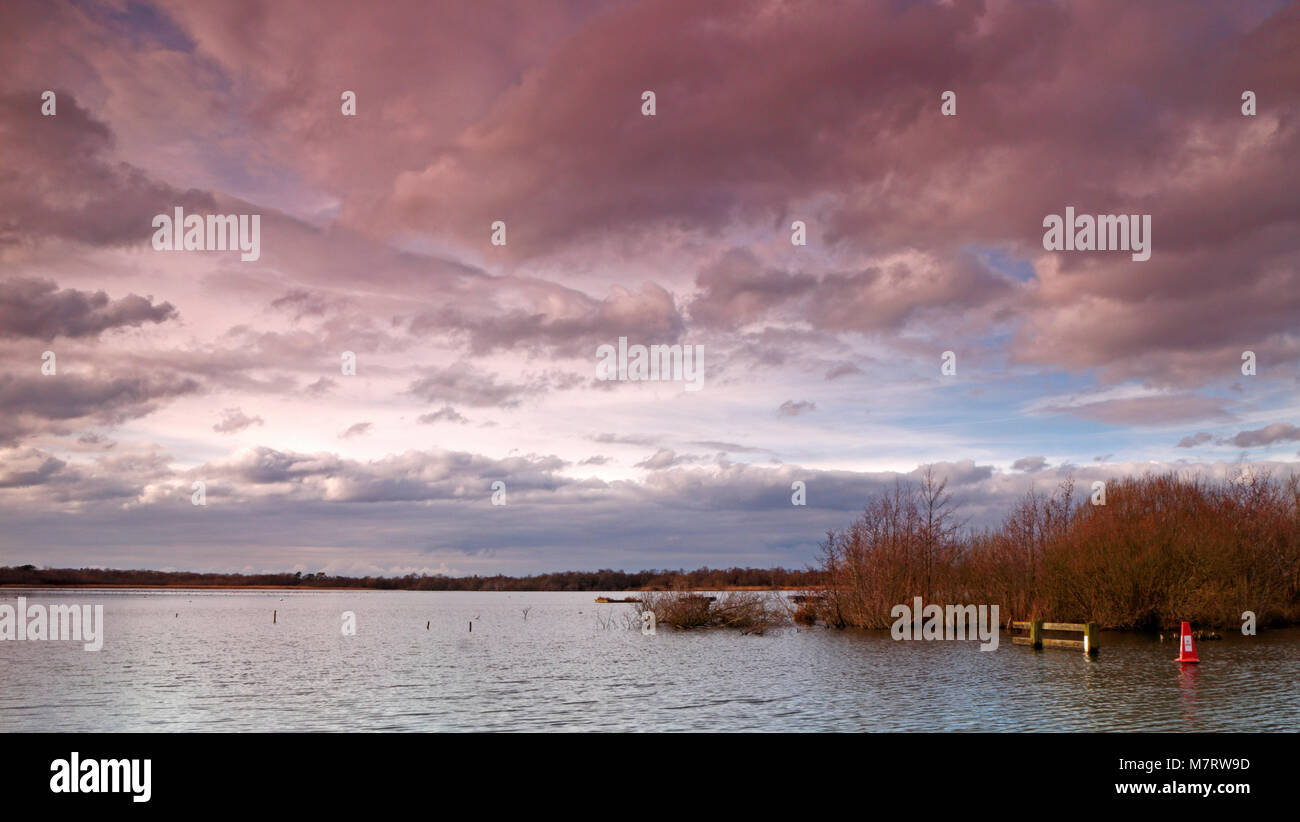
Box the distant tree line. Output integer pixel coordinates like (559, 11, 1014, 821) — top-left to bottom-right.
(0, 564, 823, 591)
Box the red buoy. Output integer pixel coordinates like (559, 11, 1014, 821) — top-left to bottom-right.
(1175, 621, 1200, 663)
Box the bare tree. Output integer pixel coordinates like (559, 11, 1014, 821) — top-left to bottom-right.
(918, 465, 963, 601)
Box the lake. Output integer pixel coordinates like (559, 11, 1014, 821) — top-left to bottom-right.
(1, 589, 1297, 732)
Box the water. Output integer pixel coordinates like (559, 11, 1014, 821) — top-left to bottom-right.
(1, 589, 1297, 732)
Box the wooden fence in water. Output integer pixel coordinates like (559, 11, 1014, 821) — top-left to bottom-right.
(1010, 620, 1099, 655)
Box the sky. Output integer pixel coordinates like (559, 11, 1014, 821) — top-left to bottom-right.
(1, 0, 1298, 576)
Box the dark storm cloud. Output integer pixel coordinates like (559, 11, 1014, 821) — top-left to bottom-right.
(0, 91, 216, 248)
(0, 278, 177, 340)
(0, 373, 202, 444)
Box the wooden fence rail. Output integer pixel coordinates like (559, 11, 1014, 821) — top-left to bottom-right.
(1010, 620, 1099, 655)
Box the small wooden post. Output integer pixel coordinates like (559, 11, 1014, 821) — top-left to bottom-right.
(1029, 619, 1043, 649)
(426, 620, 430, 630)
(1084, 622, 1099, 655)
(273, 609, 277, 624)
(468, 621, 472, 632)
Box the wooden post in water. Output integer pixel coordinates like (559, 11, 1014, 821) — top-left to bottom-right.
(1029, 619, 1043, 649)
(468, 621, 472, 632)
(1084, 621, 1099, 655)
(426, 620, 430, 630)
(273, 609, 277, 624)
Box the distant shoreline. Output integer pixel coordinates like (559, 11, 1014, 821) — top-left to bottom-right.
(0, 582, 811, 592)
(0, 583, 381, 591)
(0, 565, 822, 592)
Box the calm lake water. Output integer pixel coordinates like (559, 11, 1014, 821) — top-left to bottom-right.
(1, 589, 1297, 732)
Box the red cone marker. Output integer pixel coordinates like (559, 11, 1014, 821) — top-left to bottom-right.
(1175, 621, 1199, 663)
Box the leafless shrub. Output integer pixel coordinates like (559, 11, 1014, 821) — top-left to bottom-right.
(636, 591, 790, 635)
